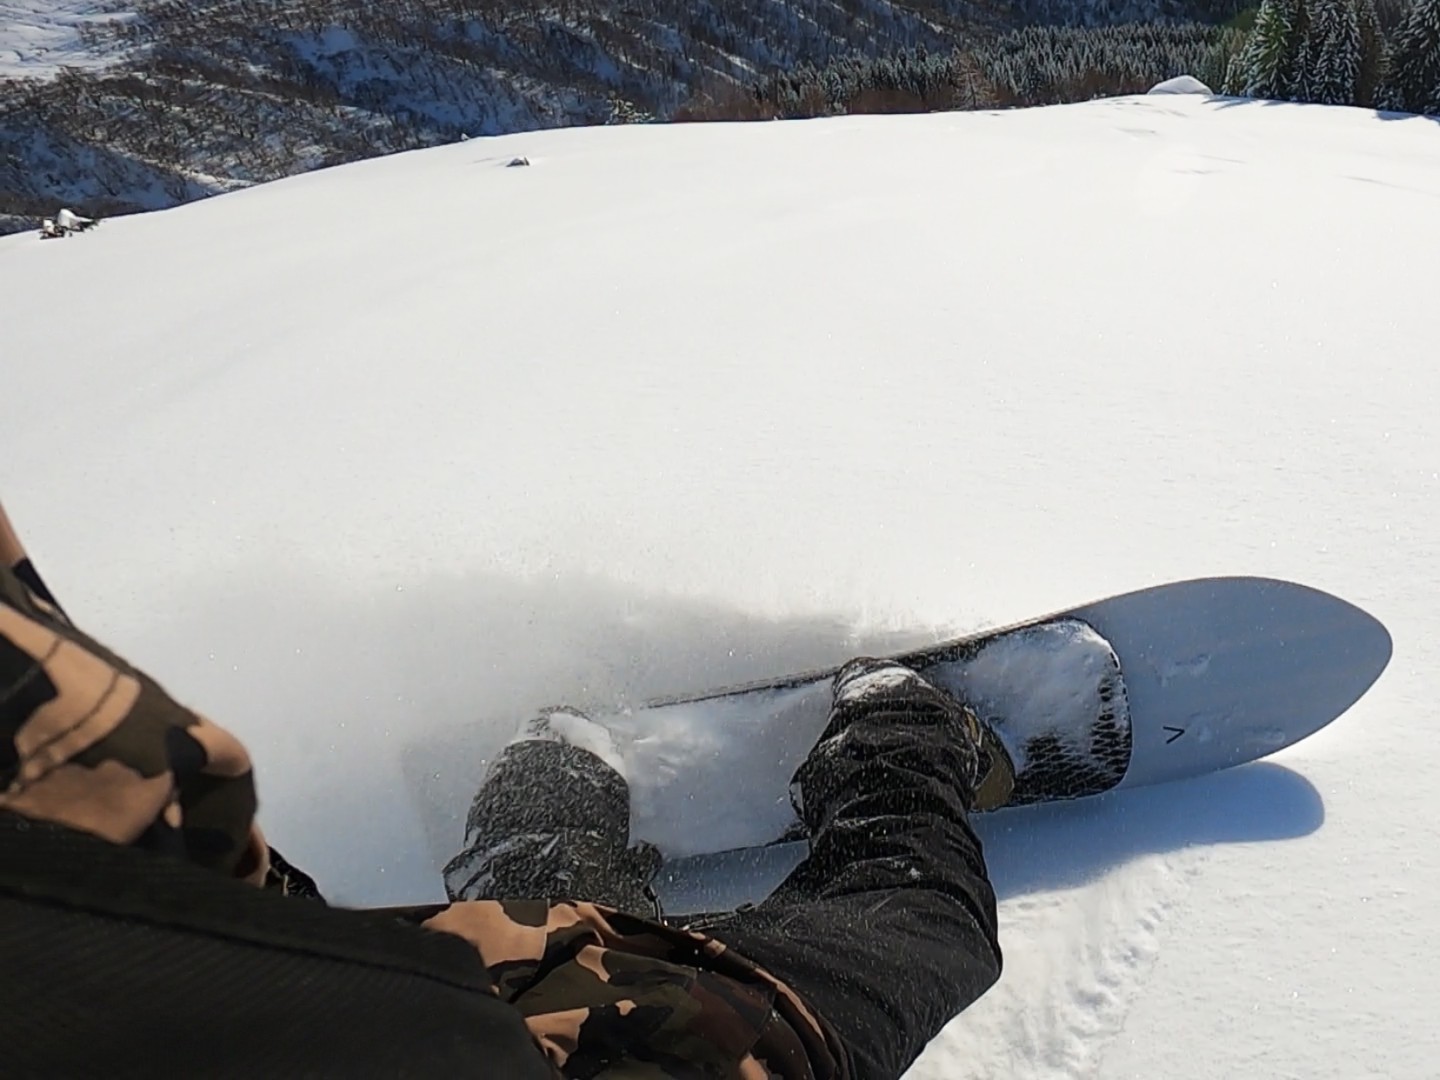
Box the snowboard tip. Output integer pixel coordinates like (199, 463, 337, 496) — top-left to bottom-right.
(1087, 576, 1394, 790)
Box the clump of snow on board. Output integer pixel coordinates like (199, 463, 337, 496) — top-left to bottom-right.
(927, 619, 1128, 777)
(511, 707, 628, 780)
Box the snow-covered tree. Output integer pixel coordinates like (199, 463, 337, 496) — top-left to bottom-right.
(1231, 0, 1310, 99)
(1307, 0, 1362, 104)
(1380, 0, 1440, 113)
(1225, 0, 1383, 106)
(1355, 0, 1385, 106)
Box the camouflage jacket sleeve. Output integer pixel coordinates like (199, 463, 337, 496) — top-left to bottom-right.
(0, 500, 270, 885)
(406, 899, 850, 1080)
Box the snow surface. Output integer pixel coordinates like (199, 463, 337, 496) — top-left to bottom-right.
(0, 1, 133, 77)
(1, 95, 1436, 1077)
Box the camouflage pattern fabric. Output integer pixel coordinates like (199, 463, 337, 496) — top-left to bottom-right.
(0, 500, 849, 1079)
(405, 899, 843, 1078)
(0, 503, 269, 884)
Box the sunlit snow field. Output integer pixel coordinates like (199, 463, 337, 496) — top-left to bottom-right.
(2, 92, 1435, 1077)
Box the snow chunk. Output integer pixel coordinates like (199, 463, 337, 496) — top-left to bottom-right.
(510, 707, 628, 780)
(1148, 75, 1214, 96)
(834, 663, 917, 703)
(927, 619, 1128, 777)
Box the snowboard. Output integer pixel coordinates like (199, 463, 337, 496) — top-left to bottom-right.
(622, 576, 1391, 918)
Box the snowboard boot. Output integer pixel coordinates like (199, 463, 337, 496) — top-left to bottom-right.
(442, 707, 661, 917)
(792, 657, 1016, 824)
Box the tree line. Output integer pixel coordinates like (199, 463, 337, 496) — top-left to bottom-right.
(677, 0, 1440, 116)
(1224, 0, 1439, 110)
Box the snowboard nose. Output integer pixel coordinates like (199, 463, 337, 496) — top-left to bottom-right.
(1080, 576, 1393, 791)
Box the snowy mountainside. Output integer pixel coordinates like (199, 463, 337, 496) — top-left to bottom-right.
(0, 0, 135, 77)
(2, 95, 1437, 1077)
(0, 0, 1250, 232)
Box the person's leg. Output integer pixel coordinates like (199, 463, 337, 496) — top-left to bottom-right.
(698, 659, 1009, 1080)
(443, 707, 658, 916)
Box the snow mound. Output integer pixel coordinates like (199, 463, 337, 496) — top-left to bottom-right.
(1148, 74, 1213, 95)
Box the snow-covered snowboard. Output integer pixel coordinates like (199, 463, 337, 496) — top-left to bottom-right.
(628, 576, 1391, 917)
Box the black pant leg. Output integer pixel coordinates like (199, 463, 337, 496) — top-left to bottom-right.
(443, 737, 656, 916)
(705, 672, 1003, 1080)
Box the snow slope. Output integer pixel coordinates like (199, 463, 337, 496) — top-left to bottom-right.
(2, 95, 1436, 1077)
(0, 1, 133, 77)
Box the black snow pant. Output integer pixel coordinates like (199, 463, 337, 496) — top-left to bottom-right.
(446, 670, 1003, 1080)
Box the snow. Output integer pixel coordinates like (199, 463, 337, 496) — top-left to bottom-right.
(0, 0, 134, 77)
(620, 681, 837, 856)
(2, 95, 1437, 1077)
(1148, 74, 1213, 95)
(935, 618, 1126, 777)
(515, 706, 629, 779)
(55, 207, 91, 229)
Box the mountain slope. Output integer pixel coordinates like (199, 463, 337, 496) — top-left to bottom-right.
(0, 0, 1250, 231)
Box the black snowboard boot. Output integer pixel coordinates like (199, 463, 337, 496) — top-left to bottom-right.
(794, 657, 1016, 821)
(442, 707, 660, 917)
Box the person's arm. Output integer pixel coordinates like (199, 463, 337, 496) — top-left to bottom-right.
(0, 500, 65, 616)
(0, 497, 267, 884)
(0, 498, 328, 898)
(0, 501, 23, 566)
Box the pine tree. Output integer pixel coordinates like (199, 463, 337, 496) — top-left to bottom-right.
(1291, 7, 1319, 98)
(1381, 0, 1440, 113)
(1354, 0, 1385, 106)
(1234, 0, 1311, 99)
(955, 51, 993, 109)
(1223, 46, 1249, 93)
(1307, 0, 1363, 104)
